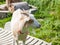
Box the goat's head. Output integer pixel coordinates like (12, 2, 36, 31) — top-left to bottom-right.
(11, 9, 41, 34)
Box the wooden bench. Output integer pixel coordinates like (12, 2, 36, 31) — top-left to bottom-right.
(0, 11, 9, 19)
(0, 22, 52, 45)
(0, 2, 37, 19)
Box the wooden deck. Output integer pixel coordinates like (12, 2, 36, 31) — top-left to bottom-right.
(0, 22, 52, 45)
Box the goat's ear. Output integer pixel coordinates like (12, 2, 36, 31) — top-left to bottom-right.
(21, 10, 28, 14)
(22, 9, 28, 13)
(29, 9, 37, 14)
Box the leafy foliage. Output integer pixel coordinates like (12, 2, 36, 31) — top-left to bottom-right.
(23, 0, 60, 45)
(0, 17, 11, 28)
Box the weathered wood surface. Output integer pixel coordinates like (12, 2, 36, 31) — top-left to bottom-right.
(1, 22, 52, 45)
(0, 11, 9, 13)
(0, 4, 6, 10)
(0, 11, 9, 19)
(0, 2, 37, 19)
(0, 28, 15, 45)
(0, 2, 37, 10)
(0, 29, 52, 45)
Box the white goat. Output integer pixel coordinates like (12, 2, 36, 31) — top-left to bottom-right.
(11, 9, 41, 45)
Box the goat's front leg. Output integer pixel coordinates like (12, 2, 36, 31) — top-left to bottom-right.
(23, 40, 26, 45)
(16, 40, 19, 45)
(16, 40, 25, 45)
(23, 37, 27, 45)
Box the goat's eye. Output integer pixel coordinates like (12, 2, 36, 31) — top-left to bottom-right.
(28, 19, 34, 23)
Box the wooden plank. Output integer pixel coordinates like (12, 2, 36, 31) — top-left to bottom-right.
(41, 42, 52, 45)
(0, 29, 14, 45)
(0, 30, 5, 34)
(35, 41, 43, 45)
(0, 11, 9, 13)
(29, 39, 39, 45)
(26, 37, 34, 45)
(0, 4, 6, 9)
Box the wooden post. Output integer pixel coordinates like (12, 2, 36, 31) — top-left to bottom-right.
(6, 0, 22, 7)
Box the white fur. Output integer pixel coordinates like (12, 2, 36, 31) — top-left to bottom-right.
(11, 9, 30, 45)
(11, 9, 30, 31)
(11, 9, 40, 45)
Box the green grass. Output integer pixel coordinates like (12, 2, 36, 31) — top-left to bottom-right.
(0, 0, 60, 45)
(0, 17, 11, 28)
(24, 0, 60, 45)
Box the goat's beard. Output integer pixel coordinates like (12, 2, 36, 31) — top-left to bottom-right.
(24, 19, 34, 27)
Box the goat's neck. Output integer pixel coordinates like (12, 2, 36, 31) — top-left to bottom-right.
(19, 20, 27, 30)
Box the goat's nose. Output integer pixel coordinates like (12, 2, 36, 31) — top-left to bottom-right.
(37, 24, 41, 28)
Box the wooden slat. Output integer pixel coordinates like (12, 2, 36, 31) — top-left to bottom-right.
(29, 39, 39, 45)
(26, 35, 51, 45)
(0, 11, 9, 13)
(0, 29, 14, 45)
(26, 37, 34, 44)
